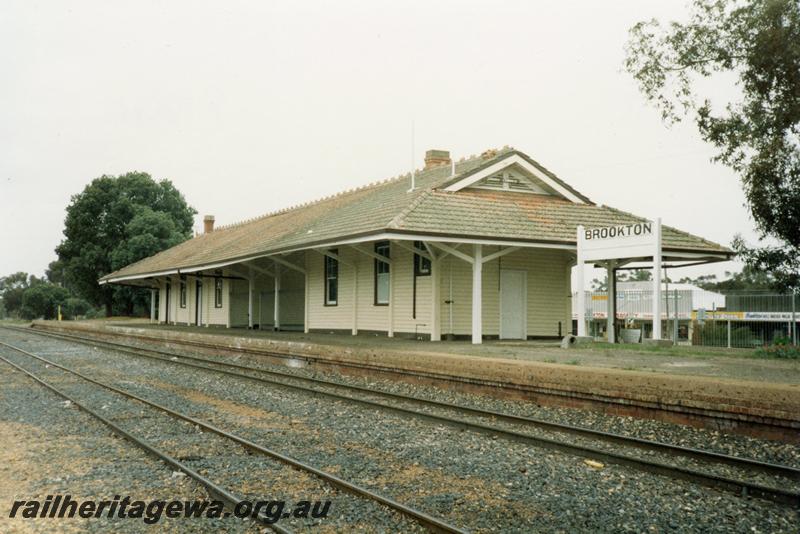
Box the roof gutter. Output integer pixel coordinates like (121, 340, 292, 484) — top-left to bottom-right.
(98, 231, 732, 285)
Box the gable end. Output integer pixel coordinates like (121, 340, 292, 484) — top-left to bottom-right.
(442, 153, 588, 204)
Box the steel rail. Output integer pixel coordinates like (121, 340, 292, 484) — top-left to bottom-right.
(19, 326, 800, 482)
(5, 329, 798, 507)
(0, 340, 467, 534)
(22, 325, 798, 437)
(0, 353, 293, 534)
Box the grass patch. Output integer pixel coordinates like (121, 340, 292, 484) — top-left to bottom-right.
(574, 341, 760, 359)
(0, 319, 29, 325)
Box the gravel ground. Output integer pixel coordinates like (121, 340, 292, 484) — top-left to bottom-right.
(1, 328, 797, 533)
(86, 326, 800, 470)
(0, 345, 428, 533)
(0, 355, 261, 534)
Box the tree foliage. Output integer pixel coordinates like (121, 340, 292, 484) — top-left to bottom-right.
(0, 271, 95, 320)
(677, 265, 778, 290)
(0, 272, 43, 317)
(55, 172, 196, 315)
(625, 0, 800, 290)
(19, 283, 70, 320)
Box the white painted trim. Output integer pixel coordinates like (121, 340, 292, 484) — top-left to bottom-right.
(272, 255, 306, 275)
(352, 262, 358, 336)
(443, 154, 586, 204)
(102, 235, 577, 283)
(248, 266, 254, 329)
(471, 168, 549, 195)
(274, 260, 281, 329)
(652, 218, 663, 340)
(303, 269, 310, 334)
(388, 260, 394, 338)
(102, 232, 728, 285)
(482, 246, 520, 264)
(576, 225, 587, 337)
(102, 269, 178, 283)
(472, 244, 483, 344)
(242, 261, 275, 278)
(421, 241, 438, 260)
(430, 256, 440, 341)
(393, 240, 432, 261)
(429, 242, 474, 264)
(313, 248, 354, 267)
(349, 233, 576, 250)
(350, 243, 394, 265)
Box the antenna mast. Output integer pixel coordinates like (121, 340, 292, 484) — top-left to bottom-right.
(409, 119, 415, 191)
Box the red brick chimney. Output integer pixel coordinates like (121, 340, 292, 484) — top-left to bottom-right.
(203, 215, 215, 234)
(424, 149, 451, 170)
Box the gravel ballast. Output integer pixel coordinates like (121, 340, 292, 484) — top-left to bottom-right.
(2, 327, 799, 533)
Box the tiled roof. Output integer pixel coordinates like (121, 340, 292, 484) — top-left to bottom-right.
(101, 148, 730, 281)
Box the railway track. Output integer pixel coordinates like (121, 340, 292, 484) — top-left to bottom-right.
(20, 324, 799, 443)
(0, 338, 467, 533)
(6, 325, 800, 508)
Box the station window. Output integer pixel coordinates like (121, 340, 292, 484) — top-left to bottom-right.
(214, 277, 223, 308)
(179, 280, 187, 308)
(413, 241, 431, 276)
(324, 249, 338, 306)
(374, 240, 390, 305)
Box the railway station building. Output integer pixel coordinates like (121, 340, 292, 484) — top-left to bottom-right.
(100, 147, 732, 344)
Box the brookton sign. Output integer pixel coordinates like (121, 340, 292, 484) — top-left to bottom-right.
(575, 218, 665, 342)
(584, 222, 652, 241)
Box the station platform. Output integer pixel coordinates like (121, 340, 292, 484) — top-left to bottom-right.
(25, 319, 800, 441)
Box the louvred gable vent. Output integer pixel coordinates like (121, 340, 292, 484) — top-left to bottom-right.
(470, 169, 549, 194)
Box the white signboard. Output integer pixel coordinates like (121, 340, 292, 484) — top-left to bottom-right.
(578, 221, 655, 261)
(576, 218, 663, 340)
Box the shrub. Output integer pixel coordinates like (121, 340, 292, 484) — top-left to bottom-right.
(19, 283, 70, 320)
(756, 344, 800, 359)
(61, 297, 92, 319)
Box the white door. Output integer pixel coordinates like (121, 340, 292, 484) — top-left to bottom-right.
(500, 270, 526, 339)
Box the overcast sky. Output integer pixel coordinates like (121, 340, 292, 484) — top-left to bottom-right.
(1, 0, 757, 284)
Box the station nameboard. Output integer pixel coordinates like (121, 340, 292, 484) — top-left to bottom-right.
(578, 220, 658, 262)
(575, 218, 664, 340)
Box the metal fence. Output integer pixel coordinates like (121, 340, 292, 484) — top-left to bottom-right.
(573, 288, 798, 347)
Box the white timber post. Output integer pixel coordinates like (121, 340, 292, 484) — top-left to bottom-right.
(606, 261, 616, 343)
(274, 260, 281, 331)
(472, 244, 483, 344)
(304, 253, 310, 333)
(150, 289, 156, 323)
(351, 260, 358, 336)
(248, 266, 254, 329)
(205, 278, 210, 328)
(388, 250, 395, 338)
(225, 276, 231, 329)
(186, 278, 191, 326)
(565, 259, 575, 336)
(652, 218, 663, 340)
(576, 225, 587, 337)
(430, 256, 441, 341)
